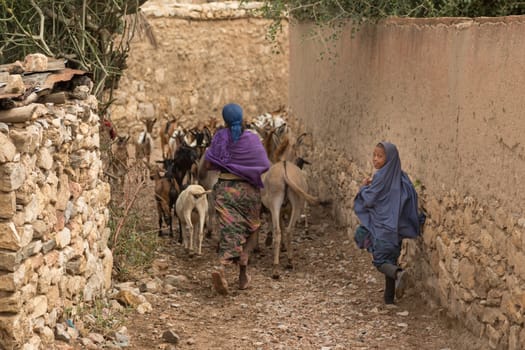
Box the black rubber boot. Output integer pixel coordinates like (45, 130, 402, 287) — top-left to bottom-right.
(384, 275, 396, 304)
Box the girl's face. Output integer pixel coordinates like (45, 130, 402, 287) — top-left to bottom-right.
(373, 145, 387, 169)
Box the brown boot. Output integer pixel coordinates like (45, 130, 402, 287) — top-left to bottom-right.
(211, 269, 228, 295)
(239, 265, 251, 290)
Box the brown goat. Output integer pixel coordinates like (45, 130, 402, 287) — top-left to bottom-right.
(159, 117, 178, 159)
(148, 164, 181, 237)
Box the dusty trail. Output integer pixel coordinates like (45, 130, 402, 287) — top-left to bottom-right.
(121, 201, 483, 350)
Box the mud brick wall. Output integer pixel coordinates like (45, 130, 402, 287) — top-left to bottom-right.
(290, 17, 525, 350)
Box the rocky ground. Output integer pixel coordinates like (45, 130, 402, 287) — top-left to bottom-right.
(114, 202, 486, 350)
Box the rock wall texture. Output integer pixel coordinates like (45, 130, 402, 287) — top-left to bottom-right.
(289, 17, 525, 349)
(0, 97, 111, 349)
(110, 0, 289, 138)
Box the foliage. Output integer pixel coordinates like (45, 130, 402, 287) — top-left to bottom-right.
(253, 0, 525, 51)
(256, 0, 525, 24)
(0, 0, 149, 109)
(108, 183, 159, 282)
(65, 297, 130, 336)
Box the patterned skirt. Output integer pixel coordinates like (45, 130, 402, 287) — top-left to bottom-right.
(214, 179, 262, 264)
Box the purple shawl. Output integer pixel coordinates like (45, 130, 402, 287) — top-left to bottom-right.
(353, 142, 420, 245)
(205, 128, 270, 188)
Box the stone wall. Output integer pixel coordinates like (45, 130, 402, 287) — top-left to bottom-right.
(289, 17, 525, 349)
(110, 0, 289, 138)
(0, 97, 111, 348)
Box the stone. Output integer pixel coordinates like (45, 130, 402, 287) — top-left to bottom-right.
(56, 174, 71, 211)
(136, 302, 152, 314)
(29, 295, 48, 318)
(0, 250, 21, 272)
(0, 222, 25, 251)
(0, 264, 25, 292)
(87, 332, 105, 344)
(458, 258, 476, 289)
(102, 247, 113, 290)
(55, 323, 71, 342)
(37, 326, 55, 344)
(486, 324, 503, 349)
(5, 74, 25, 94)
(55, 228, 72, 249)
(0, 190, 15, 219)
(66, 257, 86, 275)
(37, 147, 53, 170)
(10, 125, 42, 154)
(20, 240, 42, 260)
(115, 290, 143, 308)
(32, 220, 49, 239)
(42, 240, 57, 254)
(0, 162, 26, 192)
(0, 291, 22, 313)
(162, 330, 180, 345)
(0, 133, 16, 163)
(24, 53, 48, 71)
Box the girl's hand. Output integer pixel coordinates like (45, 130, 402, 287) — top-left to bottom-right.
(362, 177, 372, 186)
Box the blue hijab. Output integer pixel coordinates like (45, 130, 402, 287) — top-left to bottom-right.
(222, 103, 243, 143)
(354, 142, 420, 245)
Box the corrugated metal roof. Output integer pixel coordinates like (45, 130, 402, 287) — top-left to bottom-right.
(0, 68, 87, 101)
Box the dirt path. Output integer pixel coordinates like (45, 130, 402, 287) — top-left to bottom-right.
(119, 201, 483, 350)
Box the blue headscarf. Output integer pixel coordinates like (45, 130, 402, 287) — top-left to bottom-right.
(353, 142, 421, 245)
(222, 103, 243, 143)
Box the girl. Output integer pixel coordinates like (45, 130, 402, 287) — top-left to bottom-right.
(353, 142, 422, 304)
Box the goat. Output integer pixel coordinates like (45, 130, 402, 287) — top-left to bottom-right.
(206, 115, 219, 135)
(260, 160, 320, 279)
(175, 184, 211, 256)
(135, 118, 156, 164)
(149, 164, 181, 237)
(107, 134, 130, 188)
(196, 151, 219, 239)
(159, 117, 178, 159)
(186, 124, 212, 159)
(168, 126, 186, 159)
(171, 144, 199, 188)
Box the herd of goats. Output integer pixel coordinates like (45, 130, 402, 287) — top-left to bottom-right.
(103, 109, 327, 279)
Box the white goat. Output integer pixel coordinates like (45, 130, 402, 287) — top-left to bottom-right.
(261, 160, 319, 279)
(175, 184, 211, 256)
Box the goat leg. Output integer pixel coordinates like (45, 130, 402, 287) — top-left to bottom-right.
(168, 215, 173, 237)
(156, 201, 165, 237)
(158, 215, 164, 237)
(270, 208, 282, 279)
(272, 227, 282, 280)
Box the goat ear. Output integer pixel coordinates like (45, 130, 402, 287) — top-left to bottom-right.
(296, 133, 307, 146)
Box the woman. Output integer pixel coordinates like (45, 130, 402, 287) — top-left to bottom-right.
(204, 103, 270, 294)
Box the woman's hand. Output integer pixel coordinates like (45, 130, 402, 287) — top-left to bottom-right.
(362, 177, 372, 186)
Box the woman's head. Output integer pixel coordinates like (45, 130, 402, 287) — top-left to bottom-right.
(222, 103, 243, 143)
